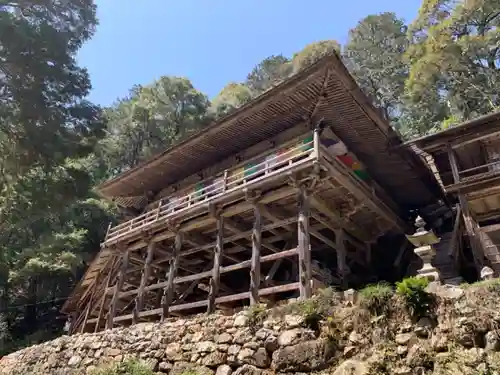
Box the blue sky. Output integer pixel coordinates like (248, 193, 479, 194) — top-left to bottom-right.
(78, 0, 422, 107)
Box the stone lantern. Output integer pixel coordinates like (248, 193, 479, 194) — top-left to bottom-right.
(406, 216, 441, 282)
(480, 266, 494, 281)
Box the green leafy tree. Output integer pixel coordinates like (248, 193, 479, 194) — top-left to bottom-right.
(343, 13, 409, 124)
(292, 40, 341, 73)
(405, 0, 500, 134)
(0, 0, 110, 353)
(210, 82, 253, 118)
(101, 77, 211, 176)
(0, 0, 103, 178)
(246, 55, 292, 96)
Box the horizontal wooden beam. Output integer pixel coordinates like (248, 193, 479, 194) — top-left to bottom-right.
(156, 217, 297, 263)
(107, 248, 299, 299)
(309, 195, 370, 241)
(122, 186, 297, 252)
(320, 153, 406, 231)
(88, 282, 300, 324)
(224, 217, 282, 253)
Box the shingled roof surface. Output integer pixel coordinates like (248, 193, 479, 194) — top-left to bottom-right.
(97, 52, 441, 211)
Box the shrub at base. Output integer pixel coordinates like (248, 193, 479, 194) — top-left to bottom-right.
(396, 277, 433, 318)
(358, 282, 393, 316)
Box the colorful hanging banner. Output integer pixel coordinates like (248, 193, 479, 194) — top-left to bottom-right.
(321, 134, 370, 181)
(192, 182, 204, 202)
(300, 135, 314, 151)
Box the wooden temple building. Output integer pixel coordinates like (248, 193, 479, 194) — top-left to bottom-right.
(61, 53, 481, 334)
(408, 111, 500, 277)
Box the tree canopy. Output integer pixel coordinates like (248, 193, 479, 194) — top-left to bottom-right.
(343, 13, 409, 124)
(0, 0, 499, 355)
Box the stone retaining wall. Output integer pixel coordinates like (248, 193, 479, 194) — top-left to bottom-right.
(0, 311, 326, 375)
(5, 283, 500, 375)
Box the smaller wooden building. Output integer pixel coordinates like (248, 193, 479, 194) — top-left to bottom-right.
(408, 111, 500, 276)
(62, 53, 446, 334)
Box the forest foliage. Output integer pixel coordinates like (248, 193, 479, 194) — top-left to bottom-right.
(0, 0, 498, 355)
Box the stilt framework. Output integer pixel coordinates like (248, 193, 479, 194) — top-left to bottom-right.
(62, 53, 442, 334)
(66, 128, 410, 333)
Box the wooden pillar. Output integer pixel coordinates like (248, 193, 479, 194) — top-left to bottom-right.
(336, 229, 347, 289)
(161, 232, 182, 320)
(207, 214, 224, 313)
(107, 248, 129, 330)
(447, 146, 483, 270)
(80, 262, 107, 334)
(80, 299, 93, 334)
(250, 204, 262, 305)
(68, 312, 78, 335)
(95, 258, 118, 333)
(297, 184, 312, 300)
(133, 241, 156, 324)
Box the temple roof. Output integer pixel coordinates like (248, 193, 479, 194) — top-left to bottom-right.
(97, 51, 442, 212)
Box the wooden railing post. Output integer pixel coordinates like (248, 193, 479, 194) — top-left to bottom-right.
(207, 210, 223, 313)
(155, 200, 162, 220)
(107, 248, 129, 330)
(133, 240, 156, 324)
(297, 184, 312, 299)
(313, 127, 320, 159)
(223, 170, 228, 192)
(104, 222, 112, 241)
(250, 203, 262, 305)
(161, 232, 182, 320)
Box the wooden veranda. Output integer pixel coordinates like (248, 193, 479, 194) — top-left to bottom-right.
(62, 53, 443, 334)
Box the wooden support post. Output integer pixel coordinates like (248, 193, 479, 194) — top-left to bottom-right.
(447, 146, 483, 270)
(336, 229, 347, 289)
(80, 257, 111, 334)
(207, 214, 224, 313)
(250, 204, 262, 305)
(107, 249, 129, 330)
(79, 300, 93, 334)
(133, 241, 156, 324)
(95, 258, 119, 333)
(68, 312, 78, 335)
(448, 204, 462, 258)
(297, 184, 312, 300)
(161, 232, 182, 320)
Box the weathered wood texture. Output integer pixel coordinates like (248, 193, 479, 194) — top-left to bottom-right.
(161, 232, 182, 320)
(447, 146, 484, 270)
(250, 204, 262, 305)
(107, 249, 129, 329)
(335, 229, 347, 288)
(297, 185, 312, 299)
(208, 215, 224, 313)
(133, 241, 155, 323)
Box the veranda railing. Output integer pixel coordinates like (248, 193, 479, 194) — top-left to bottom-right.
(104, 136, 317, 245)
